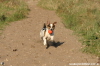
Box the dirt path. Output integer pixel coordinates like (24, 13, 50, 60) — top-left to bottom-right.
(0, 0, 98, 66)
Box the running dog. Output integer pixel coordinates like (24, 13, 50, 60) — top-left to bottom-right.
(40, 21, 57, 46)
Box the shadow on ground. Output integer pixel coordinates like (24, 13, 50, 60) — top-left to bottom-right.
(46, 40, 64, 49)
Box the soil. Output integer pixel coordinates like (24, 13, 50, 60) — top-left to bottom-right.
(0, 0, 99, 66)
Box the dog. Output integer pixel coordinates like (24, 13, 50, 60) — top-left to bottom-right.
(40, 21, 57, 46)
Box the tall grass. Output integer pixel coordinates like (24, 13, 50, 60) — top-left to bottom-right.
(0, 0, 29, 32)
(38, 0, 100, 56)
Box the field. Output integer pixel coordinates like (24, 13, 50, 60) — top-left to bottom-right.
(38, 0, 100, 56)
(0, 0, 99, 66)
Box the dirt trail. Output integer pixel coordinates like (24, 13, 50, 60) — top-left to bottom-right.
(0, 0, 98, 66)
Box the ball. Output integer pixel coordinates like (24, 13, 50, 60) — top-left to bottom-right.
(48, 30, 53, 34)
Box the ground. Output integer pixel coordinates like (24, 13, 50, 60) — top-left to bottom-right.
(0, 0, 98, 66)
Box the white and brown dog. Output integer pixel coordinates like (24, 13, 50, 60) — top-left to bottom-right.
(40, 21, 57, 45)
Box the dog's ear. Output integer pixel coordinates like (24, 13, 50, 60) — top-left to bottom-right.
(47, 21, 50, 25)
(43, 23, 46, 28)
(53, 22, 57, 25)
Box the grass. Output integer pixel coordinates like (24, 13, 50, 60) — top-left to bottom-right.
(38, 0, 100, 56)
(0, 0, 29, 32)
(38, 0, 61, 10)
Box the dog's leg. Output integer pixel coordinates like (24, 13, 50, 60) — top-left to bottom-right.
(46, 40, 49, 49)
(51, 36, 54, 41)
(43, 37, 47, 45)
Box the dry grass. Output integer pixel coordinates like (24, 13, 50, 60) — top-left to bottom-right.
(38, 0, 61, 10)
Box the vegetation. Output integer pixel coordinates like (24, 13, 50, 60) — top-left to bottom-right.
(0, 0, 29, 31)
(38, 0, 100, 56)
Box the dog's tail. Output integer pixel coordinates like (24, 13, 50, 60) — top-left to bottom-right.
(43, 23, 46, 28)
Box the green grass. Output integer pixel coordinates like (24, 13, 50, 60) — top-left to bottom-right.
(0, 0, 29, 32)
(38, 0, 100, 56)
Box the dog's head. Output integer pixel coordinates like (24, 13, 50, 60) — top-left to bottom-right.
(46, 21, 57, 31)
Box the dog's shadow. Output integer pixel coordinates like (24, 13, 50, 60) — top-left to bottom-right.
(46, 40, 64, 49)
